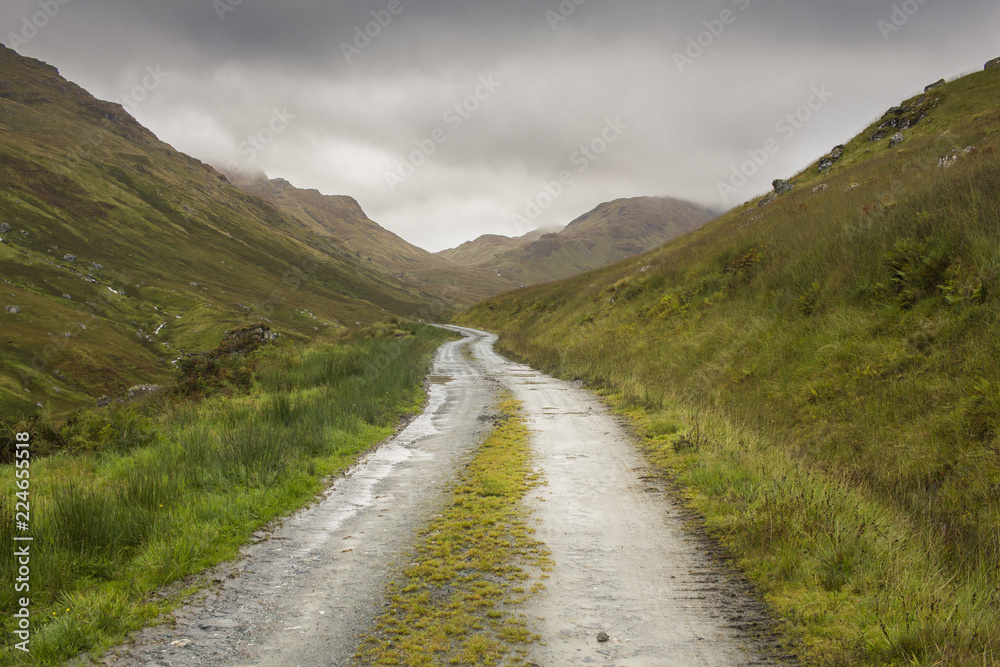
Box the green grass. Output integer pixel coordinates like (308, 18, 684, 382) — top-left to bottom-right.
(0, 44, 462, 417)
(458, 66, 1000, 665)
(0, 323, 456, 665)
(353, 396, 551, 667)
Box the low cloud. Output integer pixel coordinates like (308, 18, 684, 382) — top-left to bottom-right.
(2, 0, 998, 250)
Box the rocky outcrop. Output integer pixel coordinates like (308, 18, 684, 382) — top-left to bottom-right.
(772, 179, 794, 195)
(757, 193, 777, 208)
(818, 145, 845, 172)
(986, 57, 1000, 70)
(924, 79, 946, 92)
(126, 384, 162, 400)
(757, 179, 794, 207)
(889, 133, 905, 148)
(0, 223, 10, 233)
(870, 94, 939, 141)
(939, 145, 977, 169)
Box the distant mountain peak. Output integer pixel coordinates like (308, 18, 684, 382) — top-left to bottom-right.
(438, 196, 714, 285)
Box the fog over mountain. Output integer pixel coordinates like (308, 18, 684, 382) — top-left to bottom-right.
(1, 0, 996, 250)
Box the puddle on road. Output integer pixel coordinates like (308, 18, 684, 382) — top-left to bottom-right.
(427, 374, 453, 384)
(268, 372, 453, 560)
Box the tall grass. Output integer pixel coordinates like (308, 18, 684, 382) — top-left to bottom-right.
(0, 323, 455, 665)
(459, 67, 1000, 664)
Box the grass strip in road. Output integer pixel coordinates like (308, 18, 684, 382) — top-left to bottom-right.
(354, 395, 551, 667)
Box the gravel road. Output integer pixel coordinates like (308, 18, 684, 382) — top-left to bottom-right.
(102, 326, 787, 666)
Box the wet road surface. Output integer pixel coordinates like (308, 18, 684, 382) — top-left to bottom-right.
(103, 326, 784, 666)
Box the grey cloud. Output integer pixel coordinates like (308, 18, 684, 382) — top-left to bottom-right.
(1, 1, 998, 250)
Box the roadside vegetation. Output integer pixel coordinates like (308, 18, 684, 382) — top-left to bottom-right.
(458, 66, 1000, 665)
(354, 395, 550, 667)
(0, 321, 456, 665)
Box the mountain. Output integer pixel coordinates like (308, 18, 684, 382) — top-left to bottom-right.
(457, 62, 1000, 664)
(0, 45, 467, 414)
(438, 196, 715, 285)
(436, 227, 554, 267)
(225, 173, 518, 304)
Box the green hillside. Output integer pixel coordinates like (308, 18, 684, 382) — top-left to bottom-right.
(459, 63, 1000, 665)
(227, 173, 519, 302)
(436, 227, 549, 271)
(0, 45, 452, 415)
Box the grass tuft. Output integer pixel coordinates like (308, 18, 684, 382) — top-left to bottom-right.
(354, 396, 550, 667)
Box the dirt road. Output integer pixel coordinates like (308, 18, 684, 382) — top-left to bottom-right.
(105, 326, 783, 666)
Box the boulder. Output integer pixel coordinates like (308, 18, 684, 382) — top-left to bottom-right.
(61, 293, 72, 300)
(889, 133, 905, 148)
(939, 148, 962, 169)
(96, 395, 112, 408)
(757, 193, 777, 208)
(986, 57, 1000, 70)
(772, 179, 794, 195)
(873, 95, 938, 139)
(818, 145, 845, 172)
(812, 184, 829, 193)
(846, 183, 860, 192)
(924, 79, 946, 92)
(5, 305, 20, 314)
(0, 223, 10, 233)
(63, 253, 76, 262)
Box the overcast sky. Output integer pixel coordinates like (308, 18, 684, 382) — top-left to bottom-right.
(2, 1, 998, 251)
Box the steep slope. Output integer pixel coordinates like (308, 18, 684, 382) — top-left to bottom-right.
(0, 45, 449, 414)
(227, 174, 518, 303)
(459, 63, 1000, 664)
(440, 196, 714, 285)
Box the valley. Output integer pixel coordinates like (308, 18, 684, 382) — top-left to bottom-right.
(0, 23, 998, 667)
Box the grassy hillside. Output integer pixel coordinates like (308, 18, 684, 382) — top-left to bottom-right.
(0, 45, 453, 416)
(0, 323, 455, 665)
(435, 228, 549, 268)
(439, 196, 714, 285)
(227, 174, 519, 303)
(459, 63, 1000, 665)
